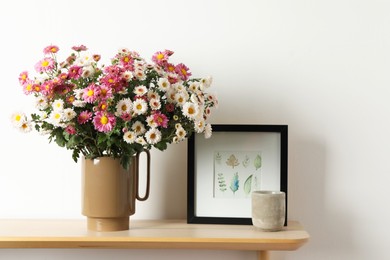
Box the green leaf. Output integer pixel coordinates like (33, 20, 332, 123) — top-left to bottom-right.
(97, 133, 108, 145)
(155, 141, 168, 151)
(72, 149, 80, 163)
(254, 154, 262, 170)
(244, 174, 253, 195)
(120, 154, 131, 170)
(66, 135, 81, 148)
(54, 129, 66, 147)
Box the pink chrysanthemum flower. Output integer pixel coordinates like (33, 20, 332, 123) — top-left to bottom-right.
(40, 80, 54, 96)
(77, 111, 92, 124)
(93, 111, 116, 133)
(121, 113, 132, 121)
(68, 65, 82, 79)
(165, 63, 176, 73)
(167, 73, 179, 84)
(22, 80, 34, 95)
(152, 51, 166, 65)
(152, 50, 173, 65)
(82, 83, 100, 103)
(153, 111, 169, 128)
(120, 54, 133, 66)
(100, 73, 120, 87)
(93, 54, 101, 62)
(72, 45, 88, 52)
(98, 85, 113, 100)
(32, 83, 42, 93)
(98, 101, 108, 111)
(43, 45, 59, 54)
(175, 63, 192, 81)
(165, 103, 175, 112)
(34, 57, 55, 73)
(18, 71, 29, 84)
(65, 125, 76, 135)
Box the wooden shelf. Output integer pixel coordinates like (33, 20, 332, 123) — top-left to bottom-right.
(0, 219, 309, 260)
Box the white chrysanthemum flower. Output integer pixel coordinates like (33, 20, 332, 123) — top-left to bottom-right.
(134, 69, 146, 80)
(11, 111, 27, 127)
(145, 128, 161, 144)
(116, 98, 133, 116)
(190, 93, 204, 105)
(147, 90, 160, 100)
(172, 136, 180, 144)
(204, 123, 212, 138)
(52, 99, 64, 111)
(132, 121, 146, 135)
(134, 85, 147, 96)
(49, 111, 63, 126)
(134, 60, 146, 69)
(122, 70, 134, 82)
(146, 115, 158, 128)
(196, 91, 205, 104)
(175, 92, 187, 106)
(75, 53, 93, 66)
(182, 102, 199, 119)
(173, 83, 185, 92)
(149, 98, 161, 110)
(153, 65, 165, 75)
(195, 104, 204, 120)
(117, 88, 128, 95)
(175, 123, 182, 129)
(166, 89, 176, 103)
(175, 126, 187, 140)
(123, 131, 137, 144)
(157, 77, 170, 92)
(119, 47, 130, 54)
(194, 119, 205, 133)
(73, 100, 86, 107)
(35, 96, 49, 109)
(135, 136, 147, 146)
(82, 65, 95, 78)
(19, 120, 32, 133)
(40, 111, 48, 120)
(204, 107, 212, 119)
(63, 108, 77, 121)
(133, 98, 148, 115)
(200, 76, 213, 89)
(207, 93, 219, 108)
(188, 81, 199, 93)
(73, 89, 84, 100)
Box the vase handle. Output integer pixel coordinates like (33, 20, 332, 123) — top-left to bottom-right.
(135, 150, 151, 201)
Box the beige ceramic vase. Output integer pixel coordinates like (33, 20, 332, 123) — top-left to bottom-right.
(81, 150, 150, 232)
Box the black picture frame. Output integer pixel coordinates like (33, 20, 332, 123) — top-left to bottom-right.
(187, 124, 288, 225)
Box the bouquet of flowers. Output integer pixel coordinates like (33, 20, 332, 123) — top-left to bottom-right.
(11, 45, 218, 168)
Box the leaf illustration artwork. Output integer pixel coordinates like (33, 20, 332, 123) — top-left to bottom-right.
(215, 152, 222, 164)
(217, 173, 227, 192)
(242, 155, 250, 168)
(244, 174, 253, 195)
(230, 172, 239, 194)
(226, 154, 240, 168)
(254, 154, 262, 170)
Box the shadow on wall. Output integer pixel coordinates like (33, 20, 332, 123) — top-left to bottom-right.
(279, 136, 358, 260)
(137, 141, 188, 220)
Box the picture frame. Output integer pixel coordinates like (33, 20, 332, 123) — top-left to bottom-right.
(187, 124, 288, 225)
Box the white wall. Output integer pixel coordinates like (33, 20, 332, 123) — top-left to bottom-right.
(1, 0, 390, 259)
